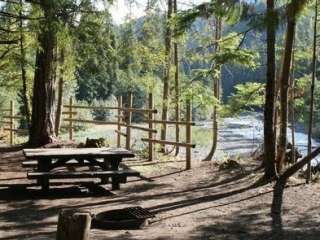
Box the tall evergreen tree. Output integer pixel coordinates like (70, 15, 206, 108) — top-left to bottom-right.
(264, 0, 278, 180)
(160, 0, 173, 152)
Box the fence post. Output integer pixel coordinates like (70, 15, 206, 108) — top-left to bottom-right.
(125, 92, 133, 150)
(117, 96, 122, 148)
(148, 93, 154, 161)
(9, 100, 14, 145)
(186, 99, 192, 170)
(69, 97, 73, 141)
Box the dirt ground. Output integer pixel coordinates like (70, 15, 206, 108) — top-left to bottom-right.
(0, 148, 320, 240)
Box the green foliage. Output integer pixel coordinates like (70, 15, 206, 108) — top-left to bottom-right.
(181, 80, 219, 109)
(212, 32, 259, 68)
(75, 11, 118, 102)
(172, 0, 252, 36)
(222, 82, 265, 117)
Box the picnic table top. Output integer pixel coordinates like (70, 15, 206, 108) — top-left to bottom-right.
(23, 148, 135, 159)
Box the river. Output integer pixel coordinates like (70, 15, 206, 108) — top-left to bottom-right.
(199, 113, 320, 166)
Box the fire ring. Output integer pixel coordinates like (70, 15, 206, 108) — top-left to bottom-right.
(92, 207, 155, 230)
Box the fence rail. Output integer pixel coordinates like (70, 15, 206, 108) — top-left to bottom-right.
(0, 93, 196, 169)
(0, 101, 19, 145)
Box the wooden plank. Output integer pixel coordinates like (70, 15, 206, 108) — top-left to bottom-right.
(125, 92, 133, 150)
(9, 101, 14, 145)
(60, 126, 76, 129)
(115, 130, 127, 137)
(2, 115, 23, 119)
(23, 148, 135, 159)
(68, 98, 73, 141)
(148, 93, 154, 161)
(121, 107, 157, 114)
(57, 210, 91, 240)
(186, 99, 192, 170)
(62, 111, 77, 115)
(142, 119, 196, 126)
(116, 96, 123, 148)
(22, 159, 105, 168)
(141, 138, 196, 148)
(27, 170, 140, 179)
(64, 105, 120, 111)
(64, 118, 120, 125)
(62, 106, 157, 113)
(4, 128, 28, 134)
(0, 121, 11, 125)
(127, 125, 157, 133)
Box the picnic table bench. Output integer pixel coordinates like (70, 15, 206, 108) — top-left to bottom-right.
(23, 148, 139, 191)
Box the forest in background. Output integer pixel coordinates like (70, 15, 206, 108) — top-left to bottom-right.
(0, 0, 319, 135)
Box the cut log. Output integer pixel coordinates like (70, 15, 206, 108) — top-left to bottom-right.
(56, 209, 92, 240)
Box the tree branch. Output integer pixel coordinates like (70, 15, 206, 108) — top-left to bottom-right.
(0, 39, 18, 44)
(0, 10, 43, 20)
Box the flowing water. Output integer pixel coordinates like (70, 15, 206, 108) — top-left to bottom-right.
(199, 113, 320, 166)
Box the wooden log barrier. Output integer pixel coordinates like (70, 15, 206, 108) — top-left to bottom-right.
(141, 138, 196, 148)
(56, 209, 92, 240)
(148, 93, 154, 161)
(68, 98, 73, 141)
(9, 101, 14, 145)
(186, 99, 192, 170)
(125, 92, 133, 150)
(117, 96, 123, 147)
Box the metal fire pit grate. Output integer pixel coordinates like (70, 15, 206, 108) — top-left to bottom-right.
(92, 206, 155, 230)
(126, 207, 155, 219)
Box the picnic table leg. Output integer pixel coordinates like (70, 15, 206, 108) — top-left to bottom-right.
(101, 158, 111, 184)
(110, 158, 121, 190)
(38, 158, 51, 191)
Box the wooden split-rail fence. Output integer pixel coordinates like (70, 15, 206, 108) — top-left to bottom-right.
(0, 93, 196, 169)
(0, 101, 28, 145)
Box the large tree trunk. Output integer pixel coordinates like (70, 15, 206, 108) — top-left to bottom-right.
(19, 0, 31, 128)
(263, 0, 277, 179)
(160, 0, 173, 152)
(276, 0, 309, 173)
(276, 13, 296, 174)
(307, 0, 318, 183)
(203, 17, 222, 161)
(55, 47, 65, 136)
(29, 1, 57, 147)
(174, 0, 180, 156)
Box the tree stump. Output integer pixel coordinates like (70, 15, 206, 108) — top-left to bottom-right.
(56, 209, 92, 240)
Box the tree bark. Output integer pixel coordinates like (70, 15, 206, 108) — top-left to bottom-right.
(290, 45, 296, 164)
(307, 0, 318, 183)
(19, 0, 31, 128)
(174, 0, 180, 156)
(55, 47, 65, 136)
(160, 0, 173, 152)
(29, 0, 57, 147)
(203, 17, 222, 161)
(263, 0, 277, 179)
(276, 11, 296, 174)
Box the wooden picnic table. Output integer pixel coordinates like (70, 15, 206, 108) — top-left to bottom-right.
(23, 148, 139, 191)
